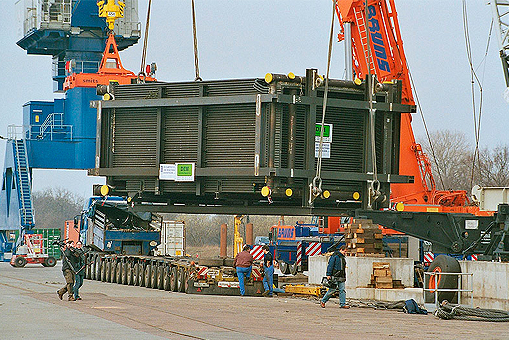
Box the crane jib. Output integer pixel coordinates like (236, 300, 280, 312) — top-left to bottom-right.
(367, 5, 391, 73)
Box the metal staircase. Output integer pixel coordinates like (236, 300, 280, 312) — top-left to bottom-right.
(13, 139, 34, 228)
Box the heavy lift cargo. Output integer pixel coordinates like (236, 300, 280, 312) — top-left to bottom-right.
(89, 70, 414, 216)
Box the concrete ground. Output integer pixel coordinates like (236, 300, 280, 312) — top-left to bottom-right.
(1, 262, 508, 340)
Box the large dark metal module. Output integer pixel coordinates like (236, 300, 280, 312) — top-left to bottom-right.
(90, 69, 414, 215)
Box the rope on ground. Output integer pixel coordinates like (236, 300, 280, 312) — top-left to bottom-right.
(347, 299, 407, 311)
(435, 301, 509, 322)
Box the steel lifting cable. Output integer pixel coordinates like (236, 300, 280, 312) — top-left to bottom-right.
(192, 0, 202, 81)
(139, 0, 152, 82)
(363, 0, 380, 206)
(310, 0, 335, 203)
(408, 70, 446, 190)
(436, 301, 509, 322)
(462, 0, 485, 189)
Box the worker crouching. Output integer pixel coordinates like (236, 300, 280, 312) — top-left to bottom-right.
(233, 244, 254, 296)
(320, 246, 350, 309)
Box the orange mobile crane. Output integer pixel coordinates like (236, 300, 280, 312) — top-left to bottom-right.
(335, 0, 488, 216)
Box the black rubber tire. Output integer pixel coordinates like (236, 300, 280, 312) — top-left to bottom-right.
(85, 255, 92, 278)
(105, 261, 112, 282)
(44, 256, 57, 268)
(279, 261, 290, 275)
(163, 266, 171, 291)
(178, 267, 187, 293)
(144, 264, 152, 288)
(151, 264, 158, 289)
(116, 262, 122, 283)
(91, 255, 96, 280)
(425, 255, 461, 303)
(170, 266, 178, 292)
(139, 264, 146, 287)
(176, 267, 184, 292)
(157, 265, 164, 290)
(183, 270, 189, 293)
(14, 256, 27, 268)
(122, 262, 128, 285)
(101, 260, 107, 282)
(96, 256, 103, 281)
(289, 262, 298, 276)
(126, 262, 133, 285)
(108, 261, 117, 283)
(133, 263, 140, 286)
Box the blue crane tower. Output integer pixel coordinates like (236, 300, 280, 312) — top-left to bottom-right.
(0, 0, 141, 261)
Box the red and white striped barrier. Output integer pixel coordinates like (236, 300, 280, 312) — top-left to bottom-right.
(197, 266, 209, 279)
(296, 241, 302, 266)
(423, 252, 434, 263)
(305, 242, 322, 257)
(470, 254, 478, 261)
(251, 267, 263, 281)
(250, 245, 264, 260)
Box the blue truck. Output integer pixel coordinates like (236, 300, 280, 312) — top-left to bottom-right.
(77, 197, 160, 256)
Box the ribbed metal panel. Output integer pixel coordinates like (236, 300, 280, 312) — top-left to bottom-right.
(204, 177, 265, 193)
(125, 178, 157, 192)
(317, 106, 365, 173)
(162, 83, 200, 98)
(113, 83, 162, 100)
(162, 107, 199, 163)
(205, 79, 259, 97)
(203, 104, 256, 167)
(112, 108, 158, 167)
(161, 180, 196, 193)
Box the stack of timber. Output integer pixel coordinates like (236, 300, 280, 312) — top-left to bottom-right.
(344, 219, 384, 256)
(368, 262, 405, 289)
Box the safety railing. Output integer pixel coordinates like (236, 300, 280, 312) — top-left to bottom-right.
(423, 272, 474, 308)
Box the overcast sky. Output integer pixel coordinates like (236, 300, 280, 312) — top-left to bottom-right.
(0, 1, 507, 198)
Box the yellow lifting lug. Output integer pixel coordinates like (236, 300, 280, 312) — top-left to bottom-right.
(97, 0, 125, 31)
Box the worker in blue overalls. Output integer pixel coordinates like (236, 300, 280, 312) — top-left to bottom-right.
(261, 245, 274, 297)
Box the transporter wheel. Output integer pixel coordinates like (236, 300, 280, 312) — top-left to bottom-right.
(109, 261, 116, 283)
(105, 261, 112, 282)
(14, 256, 27, 268)
(133, 263, 140, 286)
(122, 262, 128, 285)
(183, 270, 189, 293)
(289, 263, 298, 276)
(170, 266, 178, 292)
(144, 264, 152, 288)
(163, 266, 171, 291)
(44, 256, 57, 268)
(101, 260, 107, 282)
(139, 264, 146, 287)
(115, 262, 122, 283)
(91, 255, 96, 280)
(151, 264, 158, 289)
(425, 255, 461, 303)
(157, 265, 164, 290)
(85, 255, 92, 278)
(177, 267, 185, 293)
(279, 261, 290, 275)
(126, 262, 133, 285)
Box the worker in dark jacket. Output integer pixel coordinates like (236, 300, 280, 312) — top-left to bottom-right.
(233, 244, 254, 296)
(57, 240, 79, 301)
(73, 241, 86, 300)
(320, 246, 350, 308)
(261, 245, 274, 297)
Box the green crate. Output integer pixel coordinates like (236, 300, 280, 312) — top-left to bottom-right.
(32, 228, 62, 260)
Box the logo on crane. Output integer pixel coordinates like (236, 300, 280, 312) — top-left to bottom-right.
(367, 5, 391, 74)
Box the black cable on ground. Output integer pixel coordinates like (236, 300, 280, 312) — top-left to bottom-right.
(436, 301, 509, 322)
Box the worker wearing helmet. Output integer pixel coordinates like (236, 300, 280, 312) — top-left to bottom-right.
(233, 244, 254, 296)
(320, 246, 350, 309)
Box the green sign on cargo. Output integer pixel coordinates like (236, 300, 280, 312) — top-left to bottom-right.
(315, 123, 333, 143)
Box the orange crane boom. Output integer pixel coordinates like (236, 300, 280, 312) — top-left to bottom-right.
(335, 0, 483, 213)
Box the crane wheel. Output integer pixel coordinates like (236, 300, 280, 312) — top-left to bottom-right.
(425, 255, 461, 303)
(14, 256, 27, 268)
(44, 257, 57, 267)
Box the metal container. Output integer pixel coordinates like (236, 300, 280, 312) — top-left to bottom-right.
(30, 228, 62, 259)
(155, 221, 186, 256)
(90, 69, 414, 215)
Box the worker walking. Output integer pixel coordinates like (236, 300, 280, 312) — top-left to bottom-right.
(57, 240, 79, 301)
(233, 244, 254, 296)
(261, 245, 274, 297)
(320, 246, 350, 309)
(73, 241, 86, 300)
